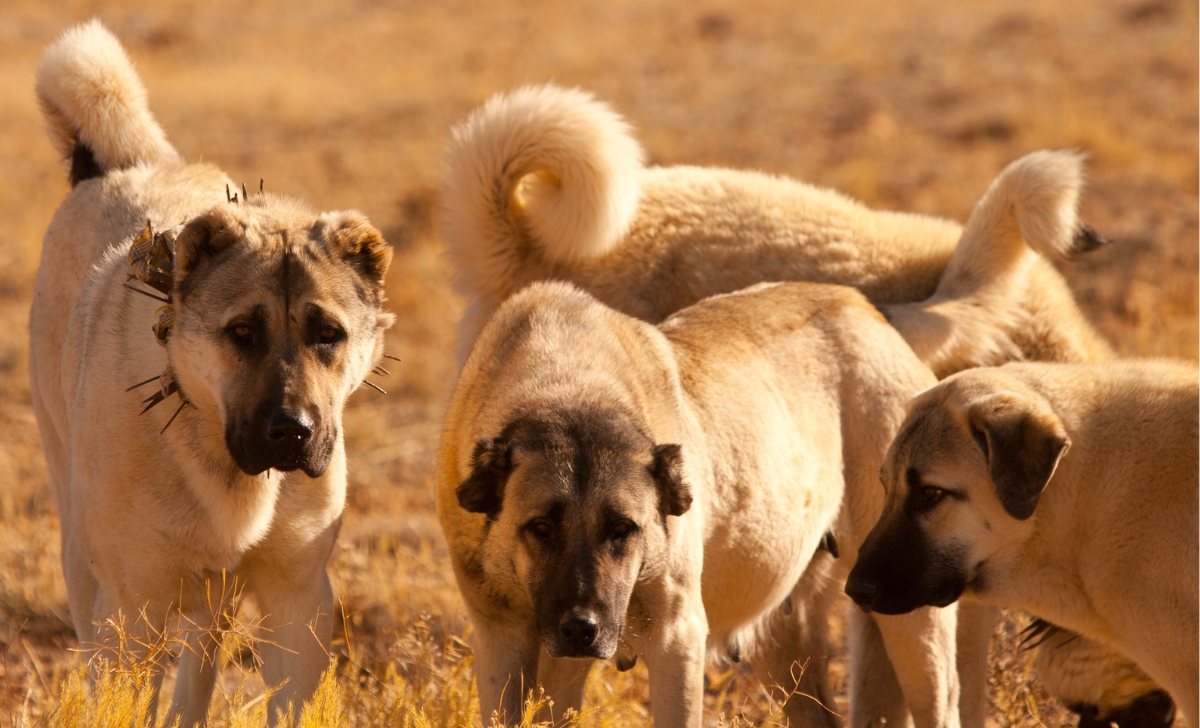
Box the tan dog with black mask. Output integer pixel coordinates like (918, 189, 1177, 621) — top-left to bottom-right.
(847, 360, 1198, 727)
(438, 279, 969, 727)
(31, 22, 393, 726)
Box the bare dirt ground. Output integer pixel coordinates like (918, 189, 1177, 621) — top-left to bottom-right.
(0, 0, 1195, 725)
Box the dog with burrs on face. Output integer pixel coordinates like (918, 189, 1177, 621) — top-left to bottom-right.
(846, 360, 1198, 728)
(30, 21, 393, 726)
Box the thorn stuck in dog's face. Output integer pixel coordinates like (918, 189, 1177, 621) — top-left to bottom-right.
(457, 406, 691, 660)
(168, 197, 393, 478)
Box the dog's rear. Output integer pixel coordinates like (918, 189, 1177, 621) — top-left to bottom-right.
(885, 150, 1114, 377)
(37, 20, 181, 187)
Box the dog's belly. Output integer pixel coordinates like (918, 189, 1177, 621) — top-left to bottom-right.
(699, 473, 843, 638)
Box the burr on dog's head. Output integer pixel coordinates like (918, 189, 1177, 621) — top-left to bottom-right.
(456, 404, 692, 660)
(167, 194, 393, 478)
(846, 369, 1070, 615)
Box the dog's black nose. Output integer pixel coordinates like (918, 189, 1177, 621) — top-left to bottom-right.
(560, 613, 598, 650)
(266, 412, 312, 444)
(844, 575, 878, 612)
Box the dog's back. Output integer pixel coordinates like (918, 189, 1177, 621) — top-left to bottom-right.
(440, 84, 1114, 376)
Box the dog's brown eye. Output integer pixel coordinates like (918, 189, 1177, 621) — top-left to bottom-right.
(528, 521, 552, 539)
(612, 521, 636, 540)
(919, 486, 946, 505)
(320, 325, 341, 343)
(232, 323, 252, 340)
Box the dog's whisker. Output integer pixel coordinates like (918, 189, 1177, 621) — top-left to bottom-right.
(372, 366, 390, 376)
(125, 374, 162, 393)
(382, 354, 402, 362)
(362, 381, 386, 394)
(241, 182, 248, 203)
(123, 282, 170, 303)
(160, 399, 188, 434)
(259, 179, 264, 195)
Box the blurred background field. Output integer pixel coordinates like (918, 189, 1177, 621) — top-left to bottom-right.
(0, 0, 1195, 725)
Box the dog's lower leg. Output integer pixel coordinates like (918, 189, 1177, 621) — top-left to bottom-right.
(750, 587, 843, 728)
(848, 607, 912, 728)
(955, 603, 996, 728)
(255, 571, 334, 727)
(869, 605, 961, 728)
(536, 651, 593, 722)
(470, 619, 540, 727)
(165, 624, 226, 728)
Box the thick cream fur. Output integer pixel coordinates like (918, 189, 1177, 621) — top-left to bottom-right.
(440, 84, 1112, 377)
(880, 361, 1199, 726)
(35, 20, 180, 173)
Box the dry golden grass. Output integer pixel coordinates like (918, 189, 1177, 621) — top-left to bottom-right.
(0, 0, 1195, 725)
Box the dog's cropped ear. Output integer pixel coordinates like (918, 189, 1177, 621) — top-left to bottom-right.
(650, 444, 692, 518)
(968, 394, 1070, 521)
(456, 437, 514, 519)
(174, 206, 243, 283)
(315, 211, 393, 290)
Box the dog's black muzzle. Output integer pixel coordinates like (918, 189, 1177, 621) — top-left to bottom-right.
(846, 514, 969, 615)
(227, 407, 334, 478)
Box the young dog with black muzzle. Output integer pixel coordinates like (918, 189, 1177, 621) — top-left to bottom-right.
(846, 360, 1198, 727)
(437, 279, 969, 728)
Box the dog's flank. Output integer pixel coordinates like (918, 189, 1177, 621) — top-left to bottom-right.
(440, 84, 1114, 377)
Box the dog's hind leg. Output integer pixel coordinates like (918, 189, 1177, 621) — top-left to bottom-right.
(535, 651, 593, 722)
(750, 568, 843, 728)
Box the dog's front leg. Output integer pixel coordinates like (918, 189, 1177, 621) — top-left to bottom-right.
(253, 569, 334, 726)
(536, 651, 593, 722)
(847, 606, 912, 728)
(471, 618, 540, 726)
(165, 620, 228, 728)
(641, 601, 707, 728)
(955, 603, 996, 728)
(870, 605, 961, 728)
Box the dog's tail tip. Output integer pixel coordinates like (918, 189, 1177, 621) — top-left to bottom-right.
(440, 83, 644, 299)
(1070, 224, 1114, 255)
(36, 19, 180, 186)
(999, 149, 1090, 260)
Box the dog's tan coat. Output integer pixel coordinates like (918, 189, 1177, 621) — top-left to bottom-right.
(438, 280, 967, 727)
(857, 360, 1198, 726)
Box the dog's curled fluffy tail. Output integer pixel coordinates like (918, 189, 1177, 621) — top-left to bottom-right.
(440, 84, 645, 306)
(937, 150, 1103, 297)
(888, 150, 1109, 376)
(36, 20, 180, 187)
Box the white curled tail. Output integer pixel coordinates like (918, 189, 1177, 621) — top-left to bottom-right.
(439, 84, 644, 310)
(887, 150, 1109, 376)
(36, 20, 180, 186)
